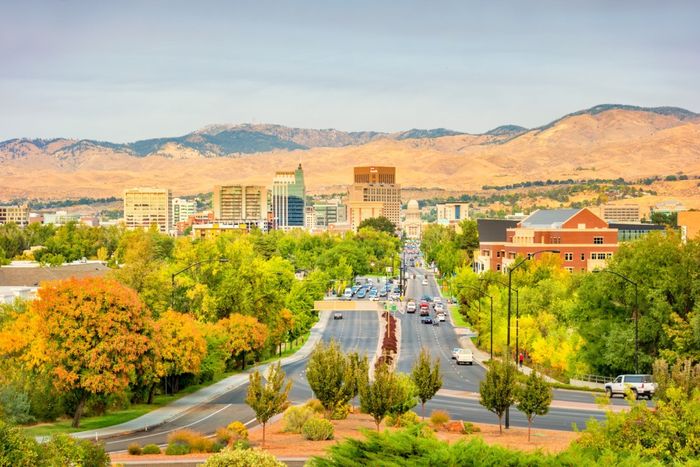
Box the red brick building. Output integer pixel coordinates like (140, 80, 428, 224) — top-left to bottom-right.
(474, 208, 618, 273)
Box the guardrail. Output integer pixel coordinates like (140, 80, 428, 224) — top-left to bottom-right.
(575, 374, 615, 384)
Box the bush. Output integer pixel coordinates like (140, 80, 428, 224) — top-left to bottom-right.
(40, 434, 110, 466)
(461, 422, 480, 434)
(0, 386, 35, 425)
(305, 398, 325, 414)
(211, 442, 225, 453)
(283, 405, 316, 433)
(127, 443, 142, 455)
(141, 444, 161, 454)
(227, 421, 249, 440)
(430, 410, 450, 427)
(167, 429, 214, 452)
(204, 447, 285, 466)
(330, 403, 351, 420)
(386, 410, 420, 427)
(302, 417, 335, 441)
(0, 419, 41, 467)
(216, 427, 232, 444)
(165, 443, 191, 455)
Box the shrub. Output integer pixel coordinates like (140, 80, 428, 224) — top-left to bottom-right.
(190, 435, 214, 453)
(283, 405, 315, 433)
(167, 429, 213, 452)
(127, 443, 142, 455)
(40, 434, 110, 466)
(204, 447, 285, 466)
(141, 444, 161, 455)
(461, 422, 480, 434)
(165, 443, 191, 455)
(216, 427, 232, 444)
(330, 403, 351, 420)
(227, 421, 249, 440)
(392, 410, 420, 427)
(302, 417, 335, 441)
(430, 410, 450, 427)
(0, 419, 41, 467)
(305, 398, 325, 414)
(211, 442, 225, 453)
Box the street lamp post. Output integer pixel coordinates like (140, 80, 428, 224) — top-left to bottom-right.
(464, 284, 493, 360)
(171, 257, 229, 310)
(594, 269, 640, 373)
(505, 249, 559, 429)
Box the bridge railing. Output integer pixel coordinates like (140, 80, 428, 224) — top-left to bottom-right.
(574, 374, 615, 384)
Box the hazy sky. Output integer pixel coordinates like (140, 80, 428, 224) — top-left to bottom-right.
(1, 0, 698, 141)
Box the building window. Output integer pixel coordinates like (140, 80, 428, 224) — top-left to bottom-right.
(591, 252, 596, 260)
(580, 253, 585, 261)
(564, 253, 573, 261)
(565, 267, 574, 273)
(482, 250, 490, 257)
(496, 264, 501, 271)
(552, 237, 561, 244)
(606, 253, 613, 259)
(593, 236, 604, 244)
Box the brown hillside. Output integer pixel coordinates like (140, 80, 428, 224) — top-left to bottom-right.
(1, 108, 699, 200)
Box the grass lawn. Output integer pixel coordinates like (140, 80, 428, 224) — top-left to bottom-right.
(449, 304, 470, 328)
(23, 331, 312, 437)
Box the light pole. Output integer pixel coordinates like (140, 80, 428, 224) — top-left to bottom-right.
(505, 249, 558, 429)
(464, 284, 494, 360)
(171, 257, 229, 310)
(593, 269, 640, 373)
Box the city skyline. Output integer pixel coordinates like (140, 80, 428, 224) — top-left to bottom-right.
(1, 1, 699, 141)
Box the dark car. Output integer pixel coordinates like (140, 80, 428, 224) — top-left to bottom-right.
(333, 313, 343, 320)
(421, 295, 432, 302)
(421, 316, 433, 324)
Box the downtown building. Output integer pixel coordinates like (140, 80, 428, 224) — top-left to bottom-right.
(272, 164, 305, 229)
(123, 187, 173, 234)
(473, 208, 619, 274)
(0, 204, 30, 227)
(348, 166, 401, 231)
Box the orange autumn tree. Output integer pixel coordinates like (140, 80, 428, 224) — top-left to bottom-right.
(151, 310, 207, 395)
(30, 277, 152, 427)
(219, 313, 268, 369)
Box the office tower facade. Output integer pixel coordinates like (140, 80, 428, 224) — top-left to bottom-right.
(173, 198, 197, 223)
(0, 204, 30, 227)
(123, 188, 173, 233)
(272, 164, 305, 229)
(348, 166, 401, 230)
(213, 185, 267, 222)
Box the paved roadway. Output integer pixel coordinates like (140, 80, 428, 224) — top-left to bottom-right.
(103, 309, 379, 452)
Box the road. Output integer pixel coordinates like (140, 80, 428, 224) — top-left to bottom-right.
(104, 309, 379, 452)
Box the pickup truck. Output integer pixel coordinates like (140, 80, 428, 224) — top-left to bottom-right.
(455, 349, 474, 365)
(604, 374, 656, 400)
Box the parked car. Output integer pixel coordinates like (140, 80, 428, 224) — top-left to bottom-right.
(455, 349, 474, 365)
(421, 316, 433, 324)
(342, 288, 352, 300)
(333, 312, 343, 320)
(356, 288, 367, 299)
(406, 301, 417, 313)
(605, 374, 656, 400)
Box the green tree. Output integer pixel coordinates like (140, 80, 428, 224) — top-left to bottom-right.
(360, 363, 397, 431)
(479, 359, 518, 434)
(411, 347, 442, 419)
(516, 372, 552, 441)
(245, 362, 292, 447)
(306, 340, 361, 417)
(358, 216, 396, 234)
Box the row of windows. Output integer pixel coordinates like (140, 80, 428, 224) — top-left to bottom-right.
(563, 252, 613, 261)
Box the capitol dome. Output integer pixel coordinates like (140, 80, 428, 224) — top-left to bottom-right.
(407, 199, 419, 210)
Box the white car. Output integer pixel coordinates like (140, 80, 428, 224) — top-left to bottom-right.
(455, 349, 474, 365)
(452, 348, 461, 359)
(434, 303, 444, 313)
(422, 279, 428, 286)
(437, 313, 446, 322)
(406, 301, 416, 313)
(433, 297, 442, 304)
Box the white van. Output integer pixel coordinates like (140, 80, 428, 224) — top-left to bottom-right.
(343, 287, 353, 300)
(455, 349, 474, 365)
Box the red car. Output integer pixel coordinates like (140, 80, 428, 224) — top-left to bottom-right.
(419, 301, 429, 316)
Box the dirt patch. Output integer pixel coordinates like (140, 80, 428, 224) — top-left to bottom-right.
(112, 411, 578, 463)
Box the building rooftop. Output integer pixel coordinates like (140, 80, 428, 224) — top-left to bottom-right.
(477, 219, 520, 242)
(0, 262, 110, 287)
(519, 209, 580, 229)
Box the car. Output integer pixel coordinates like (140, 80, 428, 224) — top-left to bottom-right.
(342, 287, 352, 300)
(419, 302, 430, 316)
(456, 349, 474, 365)
(379, 289, 388, 297)
(422, 279, 429, 286)
(351, 285, 361, 295)
(451, 347, 462, 359)
(434, 303, 444, 313)
(406, 301, 417, 313)
(421, 295, 432, 302)
(432, 319, 439, 326)
(333, 312, 343, 320)
(605, 374, 656, 400)
(437, 313, 446, 322)
(433, 297, 442, 304)
(421, 316, 433, 324)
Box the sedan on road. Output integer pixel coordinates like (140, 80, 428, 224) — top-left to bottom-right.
(422, 279, 429, 286)
(406, 301, 416, 313)
(421, 316, 433, 324)
(333, 312, 343, 320)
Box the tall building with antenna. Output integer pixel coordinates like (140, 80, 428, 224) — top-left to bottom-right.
(272, 163, 305, 229)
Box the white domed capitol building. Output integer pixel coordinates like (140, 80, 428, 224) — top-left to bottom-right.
(403, 199, 422, 240)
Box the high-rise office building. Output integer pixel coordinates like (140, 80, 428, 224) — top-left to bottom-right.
(173, 198, 197, 223)
(348, 166, 401, 230)
(123, 188, 172, 233)
(272, 164, 305, 229)
(213, 185, 267, 222)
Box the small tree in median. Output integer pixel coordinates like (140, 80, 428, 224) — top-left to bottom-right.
(411, 347, 442, 420)
(246, 362, 292, 447)
(479, 359, 518, 434)
(361, 363, 407, 431)
(516, 372, 552, 441)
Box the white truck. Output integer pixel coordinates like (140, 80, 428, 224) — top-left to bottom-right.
(604, 374, 656, 400)
(455, 349, 474, 365)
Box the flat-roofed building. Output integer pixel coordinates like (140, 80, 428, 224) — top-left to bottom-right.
(600, 204, 641, 223)
(348, 166, 401, 230)
(437, 202, 470, 226)
(0, 204, 29, 227)
(213, 185, 267, 223)
(173, 198, 197, 224)
(123, 187, 172, 234)
(678, 211, 700, 242)
(272, 164, 305, 229)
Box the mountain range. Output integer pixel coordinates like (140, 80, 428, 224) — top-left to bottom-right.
(1, 104, 699, 201)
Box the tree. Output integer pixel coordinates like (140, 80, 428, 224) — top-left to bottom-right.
(245, 362, 292, 447)
(479, 359, 518, 434)
(306, 340, 361, 417)
(219, 313, 268, 370)
(411, 347, 442, 419)
(358, 216, 396, 234)
(360, 363, 397, 431)
(516, 372, 552, 441)
(29, 277, 152, 427)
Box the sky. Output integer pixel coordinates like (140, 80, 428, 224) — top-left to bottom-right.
(1, 0, 699, 142)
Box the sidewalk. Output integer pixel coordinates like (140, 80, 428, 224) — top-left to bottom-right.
(68, 311, 332, 441)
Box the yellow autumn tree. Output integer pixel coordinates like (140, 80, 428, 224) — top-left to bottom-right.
(28, 277, 152, 427)
(219, 313, 269, 369)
